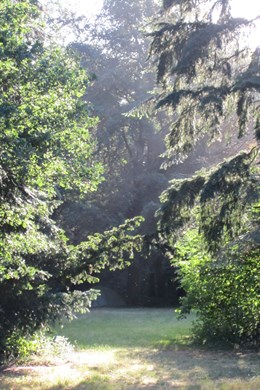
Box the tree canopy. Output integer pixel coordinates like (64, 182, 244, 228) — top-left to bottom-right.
(148, 0, 259, 346)
(0, 0, 142, 360)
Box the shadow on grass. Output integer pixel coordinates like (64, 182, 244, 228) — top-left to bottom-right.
(1, 347, 259, 390)
(48, 347, 260, 389)
(1, 310, 259, 389)
(49, 377, 113, 390)
(143, 348, 259, 379)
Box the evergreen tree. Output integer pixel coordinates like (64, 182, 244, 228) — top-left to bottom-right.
(149, 0, 259, 346)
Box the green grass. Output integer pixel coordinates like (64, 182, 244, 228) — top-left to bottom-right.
(55, 308, 193, 349)
(0, 308, 259, 390)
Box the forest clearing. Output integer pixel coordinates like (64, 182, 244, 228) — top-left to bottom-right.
(0, 0, 259, 386)
(1, 309, 259, 389)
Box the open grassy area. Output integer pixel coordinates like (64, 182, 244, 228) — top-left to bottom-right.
(0, 308, 259, 389)
(55, 308, 193, 349)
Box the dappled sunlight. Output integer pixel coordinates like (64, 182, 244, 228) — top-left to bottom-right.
(1, 310, 259, 389)
(69, 349, 116, 367)
(1, 349, 115, 389)
(1, 345, 260, 389)
(2, 363, 88, 388)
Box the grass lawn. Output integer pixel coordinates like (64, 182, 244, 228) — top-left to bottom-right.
(0, 308, 259, 389)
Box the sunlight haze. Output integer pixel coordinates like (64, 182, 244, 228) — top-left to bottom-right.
(69, 0, 260, 19)
(64, 0, 103, 16)
(64, 0, 259, 48)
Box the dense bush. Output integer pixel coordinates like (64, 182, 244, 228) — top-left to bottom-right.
(174, 222, 260, 347)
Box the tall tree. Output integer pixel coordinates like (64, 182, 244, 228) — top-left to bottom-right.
(0, 0, 142, 360)
(48, 0, 180, 307)
(148, 0, 259, 346)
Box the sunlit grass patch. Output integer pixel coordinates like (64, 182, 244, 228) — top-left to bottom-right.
(1, 309, 259, 389)
(55, 308, 194, 349)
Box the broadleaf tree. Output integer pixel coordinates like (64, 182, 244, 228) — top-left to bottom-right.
(0, 0, 143, 360)
(149, 0, 260, 346)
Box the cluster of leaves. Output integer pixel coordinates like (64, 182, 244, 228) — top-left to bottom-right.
(0, 196, 143, 359)
(174, 223, 259, 347)
(0, 1, 103, 195)
(0, 0, 143, 361)
(150, 0, 260, 346)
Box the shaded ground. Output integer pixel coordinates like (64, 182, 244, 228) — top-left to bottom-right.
(1, 309, 259, 389)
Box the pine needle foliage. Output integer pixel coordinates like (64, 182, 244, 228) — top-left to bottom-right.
(158, 149, 258, 251)
(149, 0, 259, 163)
(149, 0, 260, 346)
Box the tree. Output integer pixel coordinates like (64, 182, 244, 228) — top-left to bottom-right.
(148, 0, 260, 346)
(0, 0, 142, 360)
(45, 0, 181, 307)
(74, 0, 164, 219)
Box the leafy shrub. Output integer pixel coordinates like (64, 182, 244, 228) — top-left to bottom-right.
(3, 330, 74, 364)
(174, 225, 260, 347)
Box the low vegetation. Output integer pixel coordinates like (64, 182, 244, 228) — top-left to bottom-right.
(1, 309, 259, 389)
